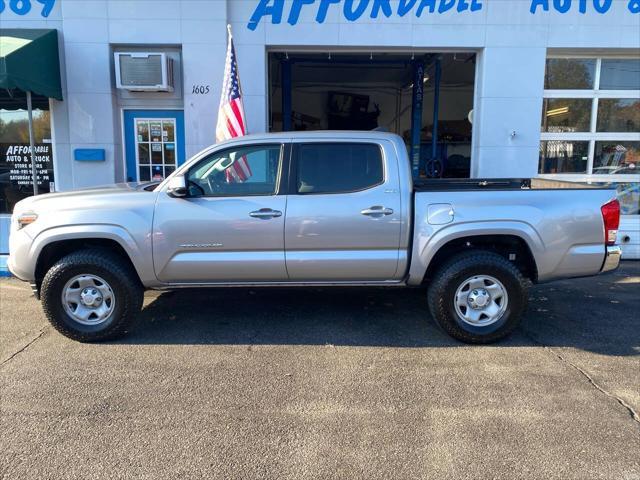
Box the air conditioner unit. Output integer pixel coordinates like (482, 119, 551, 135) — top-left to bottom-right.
(114, 52, 174, 92)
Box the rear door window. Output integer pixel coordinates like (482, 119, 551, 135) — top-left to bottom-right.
(295, 143, 384, 194)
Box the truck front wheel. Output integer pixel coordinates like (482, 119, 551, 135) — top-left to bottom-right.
(40, 249, 143, 342)
(427, 251, 529, 344)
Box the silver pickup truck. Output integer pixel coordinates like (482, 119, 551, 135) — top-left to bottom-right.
(8, 132, 621, 344)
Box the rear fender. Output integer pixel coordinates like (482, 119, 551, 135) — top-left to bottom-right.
(407, 221, 544, 286)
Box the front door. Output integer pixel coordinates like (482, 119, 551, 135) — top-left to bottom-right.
(153, 143, 288, 284)
(123, 110, 186, 182)
(285, 141, 402, 281)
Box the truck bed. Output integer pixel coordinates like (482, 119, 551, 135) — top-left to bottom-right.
(410, 179, 617, 285)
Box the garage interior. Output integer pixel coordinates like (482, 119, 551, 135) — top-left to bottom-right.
(268, 52, 476, 178)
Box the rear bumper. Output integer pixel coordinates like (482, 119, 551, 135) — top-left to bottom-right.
(601, 246, 622, 273)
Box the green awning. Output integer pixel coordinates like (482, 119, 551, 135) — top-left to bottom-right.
(0, 29, 62, 101)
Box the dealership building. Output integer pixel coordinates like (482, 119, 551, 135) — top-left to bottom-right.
(1, 0, 639, 269)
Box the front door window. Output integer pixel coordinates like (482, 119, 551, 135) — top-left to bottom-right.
(186, 144, 282, 197)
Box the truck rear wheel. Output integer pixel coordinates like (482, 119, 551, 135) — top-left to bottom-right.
(41, 249, 143, 342)
(427, 250, 529, 344)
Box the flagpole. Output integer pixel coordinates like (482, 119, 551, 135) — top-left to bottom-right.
(217, 22, 250, 182)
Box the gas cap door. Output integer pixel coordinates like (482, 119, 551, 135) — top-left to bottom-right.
(427, 203, 454, 225)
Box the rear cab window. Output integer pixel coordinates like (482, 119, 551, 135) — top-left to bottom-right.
(294, 143, 384, 194)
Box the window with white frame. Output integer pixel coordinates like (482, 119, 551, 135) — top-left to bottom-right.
(539, 57, 640, 179)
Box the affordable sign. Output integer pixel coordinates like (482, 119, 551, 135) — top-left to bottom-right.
(247, 0, 639, 30)
(248, 0, 483, 29)
(0, 0, 56, 17)
(1, 144, 54, 187)
(0, 143, 55, 213)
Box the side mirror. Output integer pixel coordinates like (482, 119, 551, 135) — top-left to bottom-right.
(167, 175, 188, 198)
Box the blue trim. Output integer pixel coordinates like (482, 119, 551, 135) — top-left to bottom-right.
(410, 60, 424, 179)
(281, 60, 292, 131)
(74, 148, 105, 162)
(123, 110, 186, 182)
(0, 255, 11, 277)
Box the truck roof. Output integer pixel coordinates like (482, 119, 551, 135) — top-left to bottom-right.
(215, 130, 404, 145)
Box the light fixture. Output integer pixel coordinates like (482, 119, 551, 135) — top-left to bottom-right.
(17, 212, 38, 230)
(546, 106, 570, 117)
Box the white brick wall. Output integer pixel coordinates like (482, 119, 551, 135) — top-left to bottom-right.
(0, 0, 638, 186)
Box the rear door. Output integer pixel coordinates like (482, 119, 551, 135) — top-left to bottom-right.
(284, 140, 402, 281)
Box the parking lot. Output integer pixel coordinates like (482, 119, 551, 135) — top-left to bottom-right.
(1, 262, 639, 479)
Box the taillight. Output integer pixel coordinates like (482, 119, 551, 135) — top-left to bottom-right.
(601, 199, 620, 246)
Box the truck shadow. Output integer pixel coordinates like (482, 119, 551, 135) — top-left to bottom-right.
(120, 262, 640, 356)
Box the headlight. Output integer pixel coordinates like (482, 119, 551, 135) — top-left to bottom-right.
(16, 212, 38, 230)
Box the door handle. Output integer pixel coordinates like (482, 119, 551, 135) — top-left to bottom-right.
(361, 206, 394, 217)
(249, 208, 282, 219)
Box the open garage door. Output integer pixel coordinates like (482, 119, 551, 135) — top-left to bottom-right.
(268, 52, 476, 179)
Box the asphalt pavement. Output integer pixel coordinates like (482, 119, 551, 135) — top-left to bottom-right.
(1, 263, 639, 479)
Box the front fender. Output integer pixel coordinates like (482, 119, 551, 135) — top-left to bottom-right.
(407, 220, 544, 286)
(26, 224, 156, 285)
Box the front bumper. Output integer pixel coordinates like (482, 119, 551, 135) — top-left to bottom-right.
(7, 250, 32, 282)
(6, 255, 28, 281)
(601, 246, 622, 273)
(7, 222, 36, 282)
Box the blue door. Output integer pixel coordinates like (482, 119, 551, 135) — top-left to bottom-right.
(123, 110, 186, 182)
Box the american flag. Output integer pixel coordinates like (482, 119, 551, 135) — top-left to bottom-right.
(216, 25, 252, 182)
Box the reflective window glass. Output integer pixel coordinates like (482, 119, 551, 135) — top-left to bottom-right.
(545, 59, 596, 89)
(539, 141, 589, 174)
(593, 142, 640, 175)
(597, 99, 640, 133)
(0, 106, 54, 214)
(296, 143, 383, 194)
(541, 98, 592, 133)
(599, 60, 640, 90)
(188, 145, 282, 197)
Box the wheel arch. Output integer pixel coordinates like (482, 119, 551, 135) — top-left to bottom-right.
(409, 224, 542, 286)
(31, 226, 152, 292)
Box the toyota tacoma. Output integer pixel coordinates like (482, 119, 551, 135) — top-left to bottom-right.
(8, 132, 622, 343)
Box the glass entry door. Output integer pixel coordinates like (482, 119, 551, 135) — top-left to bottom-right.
(123, 110, 185, 182)
(135, 118, 176, 181)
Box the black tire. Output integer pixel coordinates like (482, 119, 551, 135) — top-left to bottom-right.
(427, 250, 529, 344)
(41, 249, 143, 342)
